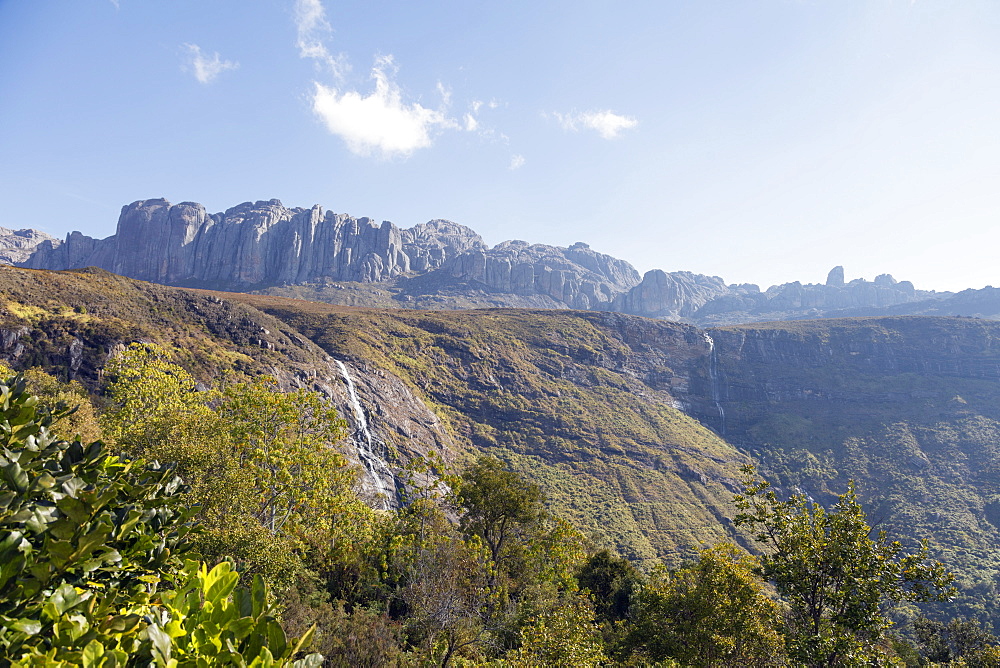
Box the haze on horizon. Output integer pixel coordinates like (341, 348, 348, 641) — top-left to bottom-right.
(1, 1, 998, 293)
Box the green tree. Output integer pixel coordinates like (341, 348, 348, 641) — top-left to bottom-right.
(0, 373, 321, 665)
(5, 364, 103, 444)
(216, 377, 349, 538)
(100, 344, 371, 591)
(576, 549, 641, 625)
(502, 593, 606, 668)
(734, 465, 955, 667)
(456, 456, 544, 593)
(101, 343, 218, 461)
(389, 494, 490, 667)
(624, 543, 787, 667)
(914, 616, 1000, 667)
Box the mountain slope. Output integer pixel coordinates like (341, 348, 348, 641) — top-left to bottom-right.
(5, 266, 1000, 624)
(708, 316, 1000, 623)
(0, 266, 751, 565)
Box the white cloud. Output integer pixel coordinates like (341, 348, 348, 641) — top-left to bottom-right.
(553, 109, 638, 139)
(295, 0, 504, 160)
(182, 44, 238, 84)
(436, 82, 452, 107)
(312, 56, 456, 158)
(294, 0, 348, 79)
(509, 154, 526, 170)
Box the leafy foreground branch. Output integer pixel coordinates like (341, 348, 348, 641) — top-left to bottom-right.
(734, 464, 957, 667)
(0, 374, 321, 666)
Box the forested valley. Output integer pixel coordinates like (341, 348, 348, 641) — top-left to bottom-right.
(0, 346, 996, 666)
(2, 267, 1000, 665)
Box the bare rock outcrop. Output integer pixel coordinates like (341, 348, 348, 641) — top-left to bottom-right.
(445, 240, 641, 310)
(26, 199, 459, 287)
(17, 199, 944, 325)
(0, 227, 60, 265)
(610, 269, 731, 319)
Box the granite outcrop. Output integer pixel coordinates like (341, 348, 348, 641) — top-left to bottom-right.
(15, 198, 951, 325)
(0, 227, 59, 265)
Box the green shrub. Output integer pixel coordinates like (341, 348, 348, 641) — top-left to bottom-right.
(0, 374, 321, 666)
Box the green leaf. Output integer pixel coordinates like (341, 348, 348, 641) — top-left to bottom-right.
(287, 624, 316, 660)
(61, 475, 87, 498)
(2, 461, 29, 492)
(265, 618, 287, 658)
(250, 574, 266, 619)
(46, 538, 75, 569)
(49, 583, 83, 614)
(247, 647, 274, 668)
(82, 638, 105, 667)
(72, 526, 112, 561)
(204, 562, 238, 603)
(291, 654, 324, 668)
(147, 623, 173, 664)
(10, 618, 42, 635)
(56, 495, 93, 523)
(33, 471, 57, 490)
(0, 490, 17, 508)
(101, 613, 144, 635)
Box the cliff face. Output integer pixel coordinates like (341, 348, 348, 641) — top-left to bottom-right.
(683, 317, 1000, 439)
(682, 316, 1000, 624)
(445, 240, 641, 310)
(609, 269, 731, 319)
(26, 199, 481, 287)
(25, 199, 650, 311)
(19, 198, 944, 324)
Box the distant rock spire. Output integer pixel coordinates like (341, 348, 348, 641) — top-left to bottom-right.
(826, 266, 845, 287)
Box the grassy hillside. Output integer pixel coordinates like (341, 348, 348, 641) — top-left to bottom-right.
(0, 268, 752, 566)
(229, 294, 752, 565)
(0, 266, 331, 384)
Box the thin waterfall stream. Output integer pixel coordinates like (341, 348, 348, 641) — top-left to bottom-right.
(335, 360, 395, 509)
(703, 332, 726, 436)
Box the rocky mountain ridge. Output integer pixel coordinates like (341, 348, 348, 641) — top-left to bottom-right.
(13, 198, 963, 324)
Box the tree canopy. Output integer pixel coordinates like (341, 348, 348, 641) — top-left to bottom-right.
(735, 464, 956, 667)
(0, 373, 321, 665)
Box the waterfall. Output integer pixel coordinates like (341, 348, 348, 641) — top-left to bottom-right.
(335, 360, 395, 509)
(703, 332, 726, 435)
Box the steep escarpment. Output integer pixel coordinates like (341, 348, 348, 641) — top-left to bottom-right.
(23, 199, 644, 311)
(230, 294, 752, 564)
(25, 199, 469, 286)
(701, 316, 1000, 623)
(704, 317, 1000, 437)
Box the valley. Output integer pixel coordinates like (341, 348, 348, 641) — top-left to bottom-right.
(2, 264, 1000, 630)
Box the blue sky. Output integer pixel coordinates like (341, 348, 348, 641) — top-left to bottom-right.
(1, 1, 998, 292)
